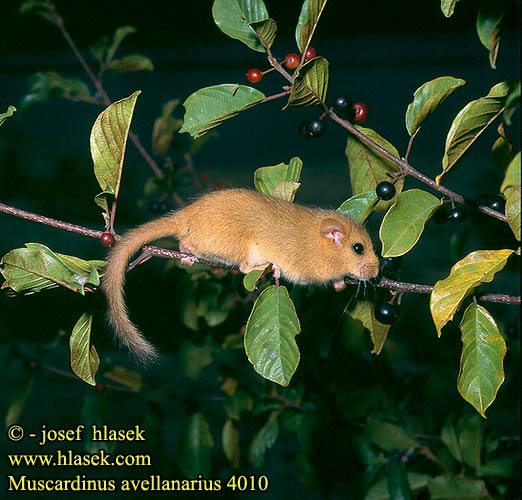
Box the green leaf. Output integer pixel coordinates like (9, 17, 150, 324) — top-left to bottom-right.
(405, 76, 466, 136)
(70, 313, 99, 386)
(387, 454, 413, 500)
(348, 300, 390, 354)
(178, 413, 214, 477)
(364, 473, 430, 500)
(222, 419, 240, 467)
(180, 84, 265, 139)
(107, 54, 154, 73)
(152, 99, 183, 156)
(380, 189, 442, 258)
(440, 0, 462, 17)
(243, 266, 269, 292)
(90, 90, 140, 210)
(476, 0, 507, 69)
(346, 126, 404, 211)
(179, 341, 213, 380)
(491, 124, 514, 169)
(249, 411, 279, 467)
(244, 285, 301, 386)
(212, 0, 269, 52)
(441, 415, 463, 463)
(295, 0, 328, 53)
(438, 81, 515, 184)
(253, 156, 302, 200)
(458, 304, 507, 418)
(19, 0, 60, 23)
(5, 377, 34, 428)
(366, 416, 420, 452)
(0, 105, 16, 127)
(457, 414, 484, 469)
(0, 243, 101, 295)
(503, 81, 520, 125)
(250, 18, 277, 50)
(106, 26, 136, 63)
(337, 191, 379, 224)
(505, 186, 521, 241)
(430, 249, 514, 336)
(286, 56, 329, 108)
(500, 151, 520, 194)
(427, 474, 486, 499)
(21, 72, 91, 109)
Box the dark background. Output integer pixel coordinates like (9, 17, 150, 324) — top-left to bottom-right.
(1, 1, 520, 498)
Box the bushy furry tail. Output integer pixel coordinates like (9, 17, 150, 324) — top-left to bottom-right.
(101, 215, 178, 364)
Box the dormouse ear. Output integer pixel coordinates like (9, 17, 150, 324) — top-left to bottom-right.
(320, 218, 346, 247)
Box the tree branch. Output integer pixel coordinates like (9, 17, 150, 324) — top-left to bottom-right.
(1, 202, 519, 305)
(328, 111, 508, 223)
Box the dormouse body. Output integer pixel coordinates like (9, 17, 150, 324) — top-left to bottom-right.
(102, 189, 379, 362)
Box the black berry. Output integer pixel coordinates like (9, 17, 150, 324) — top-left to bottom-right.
(485, 195, 505, 213)
(246, 68, 263, 83)
(333, 96, 355, 120)
(447, 206, 467, 224)
(376, 181, 396, 201)
(374, 302, 400, 324)
(353, 102, 369, 123)
(298, 118, 326, 138)
(381, 256, 402, 272)
(100, 232, 115, 248)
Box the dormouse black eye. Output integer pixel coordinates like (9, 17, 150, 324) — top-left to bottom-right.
(352, 243, 364, 255)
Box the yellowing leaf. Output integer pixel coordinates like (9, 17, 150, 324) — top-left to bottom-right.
(476, 0, 507, 69)
(348, 300, 390, 354)
(458, 303, 506, 417)
(295, 0, 328, 52)
(440, 0, 462, 17)
(286, 56, 329, 108)
(70, 313, 99, 386)
(430, 249, 514, 336)
(438, 82, 514, 184)
(253, 157, 302, 200)
(505, 186, 521, 241)
(244, 285, 300, 386)
(380, 189, 442, 257)
(90, 91, 141, 210)
(500, 151, 520, 194)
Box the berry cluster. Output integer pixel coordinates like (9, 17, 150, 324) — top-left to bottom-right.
(246, 47, 317, 84)
(333, 96, 369, 123)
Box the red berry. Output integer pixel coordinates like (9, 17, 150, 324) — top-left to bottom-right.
(246, 68, 263, 83)
(304, 47, 317, 61)
(95, 383, 105, 392)
(284, 53, 300, 69)
(100, 232, 115, 248)
(353, 102, 369, 123)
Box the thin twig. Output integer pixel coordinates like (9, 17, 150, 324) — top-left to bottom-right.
(53, 11, 165, 181)
(1, 202, 519, 305)
(344, 276, 520, 305)
(328, 111, 508, 223)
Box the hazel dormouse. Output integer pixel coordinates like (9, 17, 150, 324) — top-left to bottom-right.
(102, 189, 380, 362)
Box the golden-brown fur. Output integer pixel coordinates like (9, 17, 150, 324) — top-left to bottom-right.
(102, 189, 379, 362)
